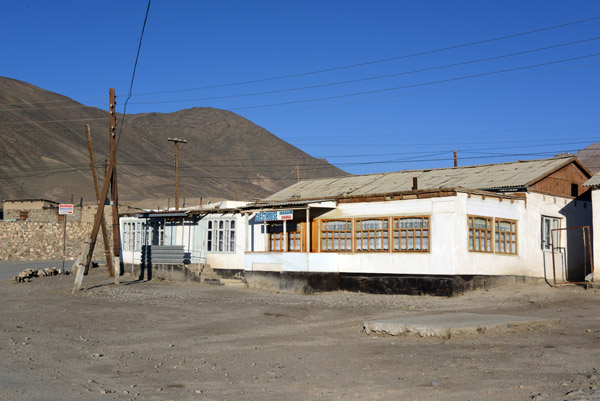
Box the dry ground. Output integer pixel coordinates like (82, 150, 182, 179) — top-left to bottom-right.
(0, 266, 599, 401)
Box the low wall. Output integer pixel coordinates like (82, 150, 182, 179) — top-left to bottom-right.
(0, 221, 111, 262)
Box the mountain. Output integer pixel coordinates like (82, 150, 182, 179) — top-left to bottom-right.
(573, 143, 600, 174)
(0, 77, 348, 204)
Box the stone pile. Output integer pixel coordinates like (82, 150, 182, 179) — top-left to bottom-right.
(13, 267, 69, 283)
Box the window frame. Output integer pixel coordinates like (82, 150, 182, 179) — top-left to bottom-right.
(207, 218, 236, 253)
(468, 215, 493, 253)
(541, 216, 561, 251)
(320, 219, 353, 252)
(392, 216, 430, 253)
(494, 218, 517, 255)
(354, 217, 390, 252)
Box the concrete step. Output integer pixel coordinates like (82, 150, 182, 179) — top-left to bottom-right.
(220, 278, 247, 288)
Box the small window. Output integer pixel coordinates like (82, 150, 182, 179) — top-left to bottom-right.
(495, 219, 517, 254)
(541, 216, 560, 251)
(571, 183, 579, 197)
(468, 216, 492, 253)
(19, 211, 28, 221)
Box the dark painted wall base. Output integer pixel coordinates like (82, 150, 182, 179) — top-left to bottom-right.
(245, 271, 544, 296)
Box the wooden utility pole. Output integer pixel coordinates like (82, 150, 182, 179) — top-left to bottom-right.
(453, 149, 458, 167)
(109, 88, 121, 284)
(168, 137, 187, 210)
(85, 124, 114, 276)
(73, 88, 121, 292)
(296, 165, 300, 182)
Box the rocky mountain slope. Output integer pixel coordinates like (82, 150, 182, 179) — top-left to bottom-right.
(0, 77, 347, 204)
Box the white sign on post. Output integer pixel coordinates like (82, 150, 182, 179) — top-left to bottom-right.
(59, 204, 74, 215)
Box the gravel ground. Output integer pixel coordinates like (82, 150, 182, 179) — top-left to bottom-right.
(0, 265, 599, 401)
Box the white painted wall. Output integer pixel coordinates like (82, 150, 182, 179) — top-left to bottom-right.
(245, 192, 592, 279)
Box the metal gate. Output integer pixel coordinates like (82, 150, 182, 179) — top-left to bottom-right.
(550, 226, 594, 286)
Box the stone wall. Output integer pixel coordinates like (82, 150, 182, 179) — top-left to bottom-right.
(0, 220, 112, 262)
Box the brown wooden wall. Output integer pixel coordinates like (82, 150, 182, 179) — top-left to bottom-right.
(531, 162, 590, 197)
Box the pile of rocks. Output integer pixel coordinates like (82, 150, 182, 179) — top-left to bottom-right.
(13, 267, 69, 283)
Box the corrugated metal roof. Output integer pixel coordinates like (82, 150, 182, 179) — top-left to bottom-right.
(265, 156, 576, 202)
(584, 172, 600, 187)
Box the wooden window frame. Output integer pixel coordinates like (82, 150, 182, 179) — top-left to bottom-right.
(392, 216, 430, 253)
(268, 221, 303, 252)
(320, 219, 353, 252)
(495, 218, 517, 255)
(354, 217, 390, 252)
(468, 215, 493, 253)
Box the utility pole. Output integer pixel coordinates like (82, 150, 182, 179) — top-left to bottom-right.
(453, 149, 458, 168)
(72, 88, 121, 292)
(85, 124, 114, 277)
(296, 165, 300, 183)
(109, 88, 121, 283)
(168, 137, 187, 210)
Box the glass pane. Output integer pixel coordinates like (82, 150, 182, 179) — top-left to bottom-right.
(408, 237, 414, 250)
(401, 237, 406, 250)
(423, 237, 429, 250)
(473, 218, 487, 229)
(498, 221, 511, 232)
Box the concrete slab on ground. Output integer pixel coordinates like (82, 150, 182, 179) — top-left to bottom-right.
(364, 312, 561, 339)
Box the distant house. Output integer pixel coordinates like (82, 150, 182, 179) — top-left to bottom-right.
(3, 199, 62, 222)
(242, 156, 593, 295)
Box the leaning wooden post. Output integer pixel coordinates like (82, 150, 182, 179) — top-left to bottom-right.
(72, 163, 114, 293)
(85, 124, 114, 277)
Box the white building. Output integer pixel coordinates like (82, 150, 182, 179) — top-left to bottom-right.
(242, 156, 593, 295)
(119, 201, 248, 280)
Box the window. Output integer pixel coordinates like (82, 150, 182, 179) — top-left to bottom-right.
(468, 216, 492, 252)
(267, 221, 302, 252)
(19, 211, 28, 221)
(207, 219, 236, 253)
(149, 220, 164, 246)
(268, 222, 285, 251)
(541, 216, 560, 251)
(122, 220, 147, 251)
(287, 222, 302, 252)
(393, 217, 429, 252)
(355, 218, 389, 252)
(495, 219, 517, 254)
(321, 220, 352, 252)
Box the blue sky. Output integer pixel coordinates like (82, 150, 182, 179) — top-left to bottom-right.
(2, 1, 600, 175)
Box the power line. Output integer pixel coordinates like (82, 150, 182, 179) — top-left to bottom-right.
(116, 0, 152, 150)
(0, 117, 106, 125)
(125, 15, 600, 98)
(227, 52, 600, 111)
(129, 36, 600, 106)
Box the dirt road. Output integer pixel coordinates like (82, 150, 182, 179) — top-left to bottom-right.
(0, 266, 599, 401)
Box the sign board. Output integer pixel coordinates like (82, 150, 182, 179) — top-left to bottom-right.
(59, 204, 74, 215)
(255, 210, 293, 222)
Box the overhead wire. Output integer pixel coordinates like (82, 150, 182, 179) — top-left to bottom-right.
(227, 52, 600, 111)
(126, 15, 600, 97)
(129, 36, 600, 106)
(116, 0, 152, 150)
